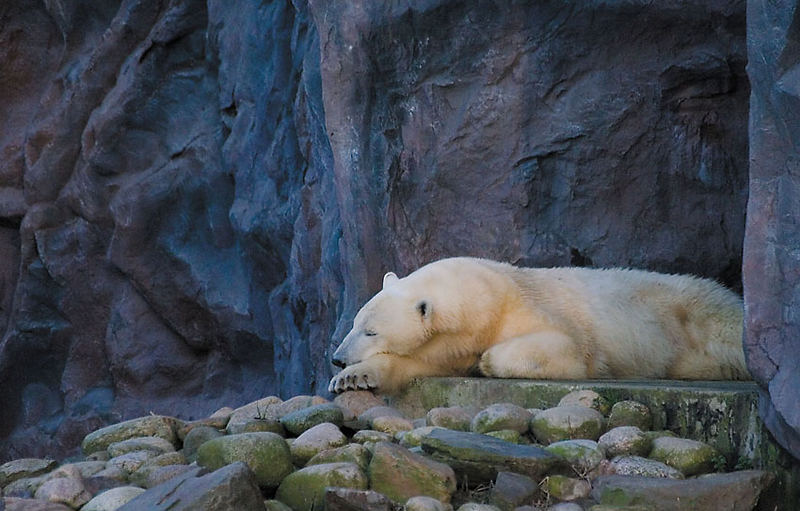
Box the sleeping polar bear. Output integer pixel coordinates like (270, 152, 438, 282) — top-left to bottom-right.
(328, 257, 749, 394)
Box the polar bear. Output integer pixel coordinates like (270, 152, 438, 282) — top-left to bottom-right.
(328, 257, 748, 394)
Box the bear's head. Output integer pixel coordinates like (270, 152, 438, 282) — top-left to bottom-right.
(331, 271, 434, 368)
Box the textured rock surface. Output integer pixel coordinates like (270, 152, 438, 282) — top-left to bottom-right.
(117, 462, 264, 511)
(591, 470, 774, 510)
(0, 0, 774, 462)
(744, 0, 800, 461)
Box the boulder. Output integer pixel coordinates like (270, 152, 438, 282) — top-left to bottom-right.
(420, 429, 559, 483)
(3, 498, 74, 511)
(558, 390, 611, 415)
(427, 407, 474, 432)
(406, 495, 453, 511)
(82, 416, 179, 455)
(649, 437, 720, 476)
(276, 462, 368, 511)
(182, 426, 224, 463)
(489, 471, 537, 511)
(195, 432, 293, 490)
(544, 439, 605, 473)
(324, 487, 394, 511)
(82, 486, 147, 511)
(598, 426, 651, 458)
(225, 396, 283, 434)
(543, 474, 591, 501)
(0, 458, 57, 487)
(280, 403, 345, 435)
(607, 401, 653, 431)
(471, 404, 532, 434)
(368, 441, 456, 503)
(307, 443, 371, 471)
(609, 456, 683, 479)
(290, 422, 348, 466)
(117, 463, 264, 511)
(591, 470, 775, 510)
(530, 406, 605, 444)
(107, 437, 176, 458)
(106, 450, 159, 475)
(33, 476, 92, 509)
(352, 430, 394, 444)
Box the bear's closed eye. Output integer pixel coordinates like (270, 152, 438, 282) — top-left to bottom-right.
(365, 330, 377, 336)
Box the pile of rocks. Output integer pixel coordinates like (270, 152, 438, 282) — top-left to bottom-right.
(0, 390, 774, 511)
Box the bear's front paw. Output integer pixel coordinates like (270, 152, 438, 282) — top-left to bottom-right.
(328, 364, 382, 393)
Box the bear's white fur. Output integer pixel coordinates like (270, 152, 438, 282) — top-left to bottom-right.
(328, 257, 748, 394)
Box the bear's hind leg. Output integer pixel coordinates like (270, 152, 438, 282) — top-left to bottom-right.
(479, 331, 588, 379)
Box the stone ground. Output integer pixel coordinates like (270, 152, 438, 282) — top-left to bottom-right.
(0, 385, 788, 511)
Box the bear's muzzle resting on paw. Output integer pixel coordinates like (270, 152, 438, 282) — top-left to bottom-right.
(329, 257, 749, 394)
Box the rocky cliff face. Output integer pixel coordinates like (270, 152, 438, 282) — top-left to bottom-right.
(0, 0, 758, 460)
(744, 0, 800, 460)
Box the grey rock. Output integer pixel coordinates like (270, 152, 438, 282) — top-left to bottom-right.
(744, 0, 800, 462)
(106, 451, 159, 475)
(598, 427, 651, 458)
(591, 470, 775, 510)
(649, 437, 720, 477)
(276, 463, 368, 511)
(107, 437, 176, 458)
(352, 430, 394, 444)
(530, 406, 605, 444)
(182, 426, 224, 463)
(82, 486, 146, 511)
(324, 487, 394, 511)
(33, 476, 92, 509)
(225, 397, 283, 435)
(607, 401, 653, 431)
(489, 472, 537, 511)
(406, 496, 453, 511)
(610, 456, 683, 479)
(290, 422, 348, 466)
(371, 416, 414, 436)
(307, 443, 371, 471)
(280, 403, 344, 436)
(456, 504, 501, 511)
(400, 426, 445, 448)
(195, 431, 293, 490)
(558, 390, 611, 415)
(3, 498, 74, 511)
(82, 417, 180, 456)
(368, 441, 456, 504)
(117, 462, 264, 511)
(543, 474, 591, 501)
(426, 407, 474, 431)
(130, 463, 193, 489)
(471, 403, 532, 434)
(544, 439, 605, 473)
(0, 458, 57, 487)
(420, 428, 560, 484)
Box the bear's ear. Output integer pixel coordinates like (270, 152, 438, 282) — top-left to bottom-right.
(383, 272, 399, 289)
(416, 300, 432, 320)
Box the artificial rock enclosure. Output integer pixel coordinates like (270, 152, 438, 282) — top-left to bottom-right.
(0, 0, 797, 471)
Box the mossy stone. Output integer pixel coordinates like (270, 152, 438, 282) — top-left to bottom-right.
(275, 462, 367, 511)
(195, 432, 293, 489)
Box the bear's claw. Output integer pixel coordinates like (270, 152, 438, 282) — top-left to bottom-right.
(328, 366, 380, 393)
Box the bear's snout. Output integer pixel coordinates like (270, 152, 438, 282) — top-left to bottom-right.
(332, 355, 347, 368)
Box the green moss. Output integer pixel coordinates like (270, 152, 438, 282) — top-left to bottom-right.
(196, 432, 293, 490)
(276, 463, 367, 511)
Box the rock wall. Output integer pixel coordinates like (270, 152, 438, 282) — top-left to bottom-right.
(0, 0, 754, 460)
(744, 0, 800, 460)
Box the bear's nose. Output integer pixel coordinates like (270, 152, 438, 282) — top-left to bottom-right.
(332, 356, 346, 368)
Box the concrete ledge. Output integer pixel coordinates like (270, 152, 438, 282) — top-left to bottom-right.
(392, 378, 768, 465)
(391, 377, 800, 510)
